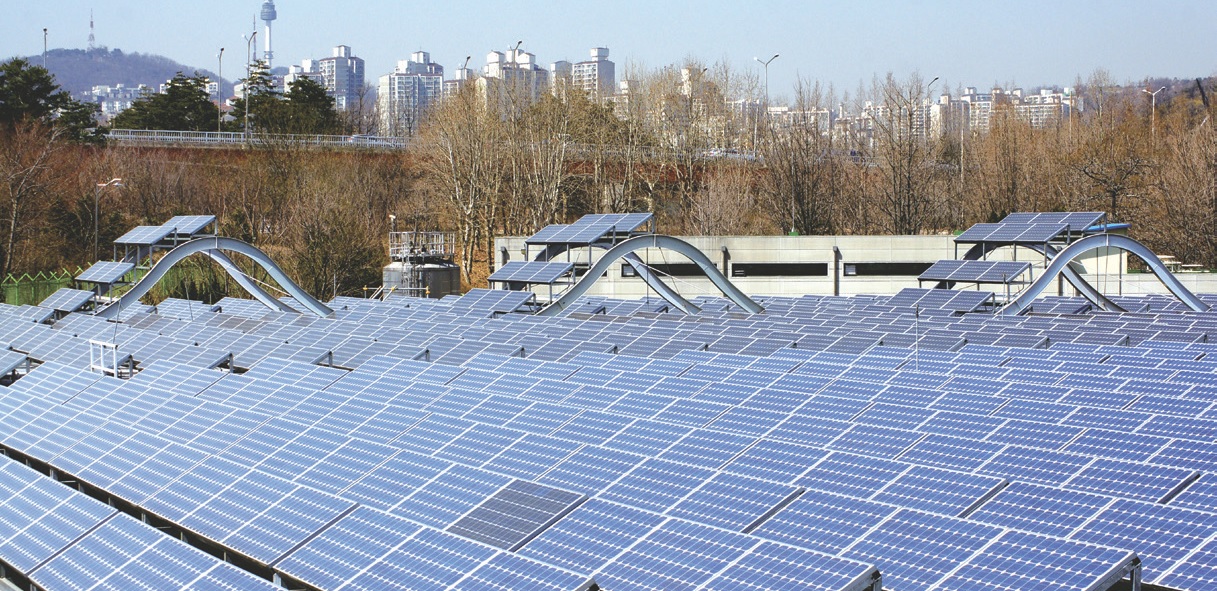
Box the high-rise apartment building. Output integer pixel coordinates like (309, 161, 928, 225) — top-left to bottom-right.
(294, 45, 366, 111)
(378, 51, 444, 136)
(480, 49, 549, 112)
(571, 47, 615, 100)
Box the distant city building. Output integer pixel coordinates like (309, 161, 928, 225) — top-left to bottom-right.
(81, 84, 151, 121)
(294, 45, 366, 111)
(378, 51, 445, 136)
(571, 47, 615, 100)
(480, 49, 549, 112)
(443, 66, 476, 97)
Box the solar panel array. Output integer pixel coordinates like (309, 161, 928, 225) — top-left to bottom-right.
(919, 260, 1032, 284)
(525, 213, 654, 245)
(488, 261, 575, 285)
(5, 286, 1217, 589)
(1001, 211, 1106, 231)
(954, 222, 1070, 244)
(114, 216, 217, 246)
(75, 261, 135, 285)
(38, 288, 95, 314)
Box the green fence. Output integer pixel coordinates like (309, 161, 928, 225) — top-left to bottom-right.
(1, 268, 85, 306)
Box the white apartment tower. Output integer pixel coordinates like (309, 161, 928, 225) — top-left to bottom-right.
(481, 49, 549, 112)
(379, 51, 445, 136)
(296, 46, 366, 111)
(571, 47, 615, 100)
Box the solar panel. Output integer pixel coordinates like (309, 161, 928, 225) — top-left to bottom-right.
(446, 479, 585, 551)
(842, 509, 1002, 591)
(592, 519, 756, 591)
(450, 289, 535, 313)
(525, 213, 654, 245)
(518, 498, 664, 572)
(76, 261, 135, 285)
(954, 222, 1068, 244)
(1000, 211, 1105, 231)
(919, 260, 1031, 284)
(161, 215, 216, 237)
(702, 541, 880, 591)
(934, 530, 1136, 591)
(38, 288, 95, 313)
(488, 261, 574, 284)
(113, 225, 173, 246)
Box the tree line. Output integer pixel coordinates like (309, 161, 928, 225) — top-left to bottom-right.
(3, 56, 1216, 302)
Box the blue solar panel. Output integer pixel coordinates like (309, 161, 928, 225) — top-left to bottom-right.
(667, 472, 801, 531)
(701, 541, 879, 591)
(752, 488, 898, 554)
(1158, 536, 1217, 591)
(275, 506, 421, 590)
(593, 519, 756, 591)
(340, 527, 497, 591)
(968, 481, 1113, 537)
(1071, 499, 1217, 578)
(934, 530, 1136, 591)
(1064, 458, 1198, 502)
(450, 551, 588, 591)
(871, 465, 1006, 517)
(599, 458, 714, 513)
(843, 509, 1003, 591)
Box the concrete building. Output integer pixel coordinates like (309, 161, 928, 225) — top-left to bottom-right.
(570, 47, 615, 100)
(378, 51, 444, 136)
(294, 45, 366, 111)
(491, 234, 1172, 300)
(481, 49, 549, 112)
(81, 84, 151, 121)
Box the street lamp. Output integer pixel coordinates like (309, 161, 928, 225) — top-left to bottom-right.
(1142, 86, 1166, 145)
(753, 54, 779, 113)
(42, 28, 48, 68)
(94, 178, 123, 261)
(922, 77, 939, 142)
(217, 47, 224, 132)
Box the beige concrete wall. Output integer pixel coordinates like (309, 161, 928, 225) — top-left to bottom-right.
(487, 234, 1193, 299)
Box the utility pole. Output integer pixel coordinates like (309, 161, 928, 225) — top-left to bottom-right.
(42, 28, 47, 69)
(244, 31, 257, 141)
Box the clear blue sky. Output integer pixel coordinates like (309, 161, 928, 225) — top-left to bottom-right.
(5, 0, 1215, 99)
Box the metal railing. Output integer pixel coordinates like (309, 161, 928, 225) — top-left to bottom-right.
(106, 129, 409, 150)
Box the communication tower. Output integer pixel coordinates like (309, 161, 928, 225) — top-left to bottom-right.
(260, 1, 277, 68)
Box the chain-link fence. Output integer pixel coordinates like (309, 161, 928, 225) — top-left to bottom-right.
(1, 268, 84, 306)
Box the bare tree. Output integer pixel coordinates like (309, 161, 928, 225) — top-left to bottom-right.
(415, 82, 504, 283)
(866, 72, 945, 234)
(0, 121, 66, 276)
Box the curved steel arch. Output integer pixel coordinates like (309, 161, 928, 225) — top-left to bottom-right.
(537, 235, 763, 317)
(94, 236, 334, 319)
(531, 243, 701, 315)
(957, 242, 1125, 312)
(1000, 233, 1208, 315)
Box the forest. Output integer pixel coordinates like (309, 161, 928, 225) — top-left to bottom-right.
(3, 56, 1216, 302)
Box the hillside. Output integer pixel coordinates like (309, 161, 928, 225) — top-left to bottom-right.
(28, 47, 230, 97)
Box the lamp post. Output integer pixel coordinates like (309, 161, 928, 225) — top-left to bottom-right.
(217, 47, 224, 132)
(42, 28, 47, 68)
(922, 76, 939, 142)
(243, 31, 257, 140)
(1142, 86, 1166, 145)
(753, 54, 779, 115)
(94, 178, 123, 261)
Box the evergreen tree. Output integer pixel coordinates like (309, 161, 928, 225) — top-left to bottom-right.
(111, 72, 218, 131)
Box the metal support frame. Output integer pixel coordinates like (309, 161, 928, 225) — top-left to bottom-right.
(537, 234, 764, 317)
(93, 236, 333, 319)
(1000, 233, 1208, 315)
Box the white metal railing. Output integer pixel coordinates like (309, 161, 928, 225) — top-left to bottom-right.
(106, 129, 409, 150)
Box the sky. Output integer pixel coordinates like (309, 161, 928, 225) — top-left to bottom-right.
(5, 0, 1217, 101)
